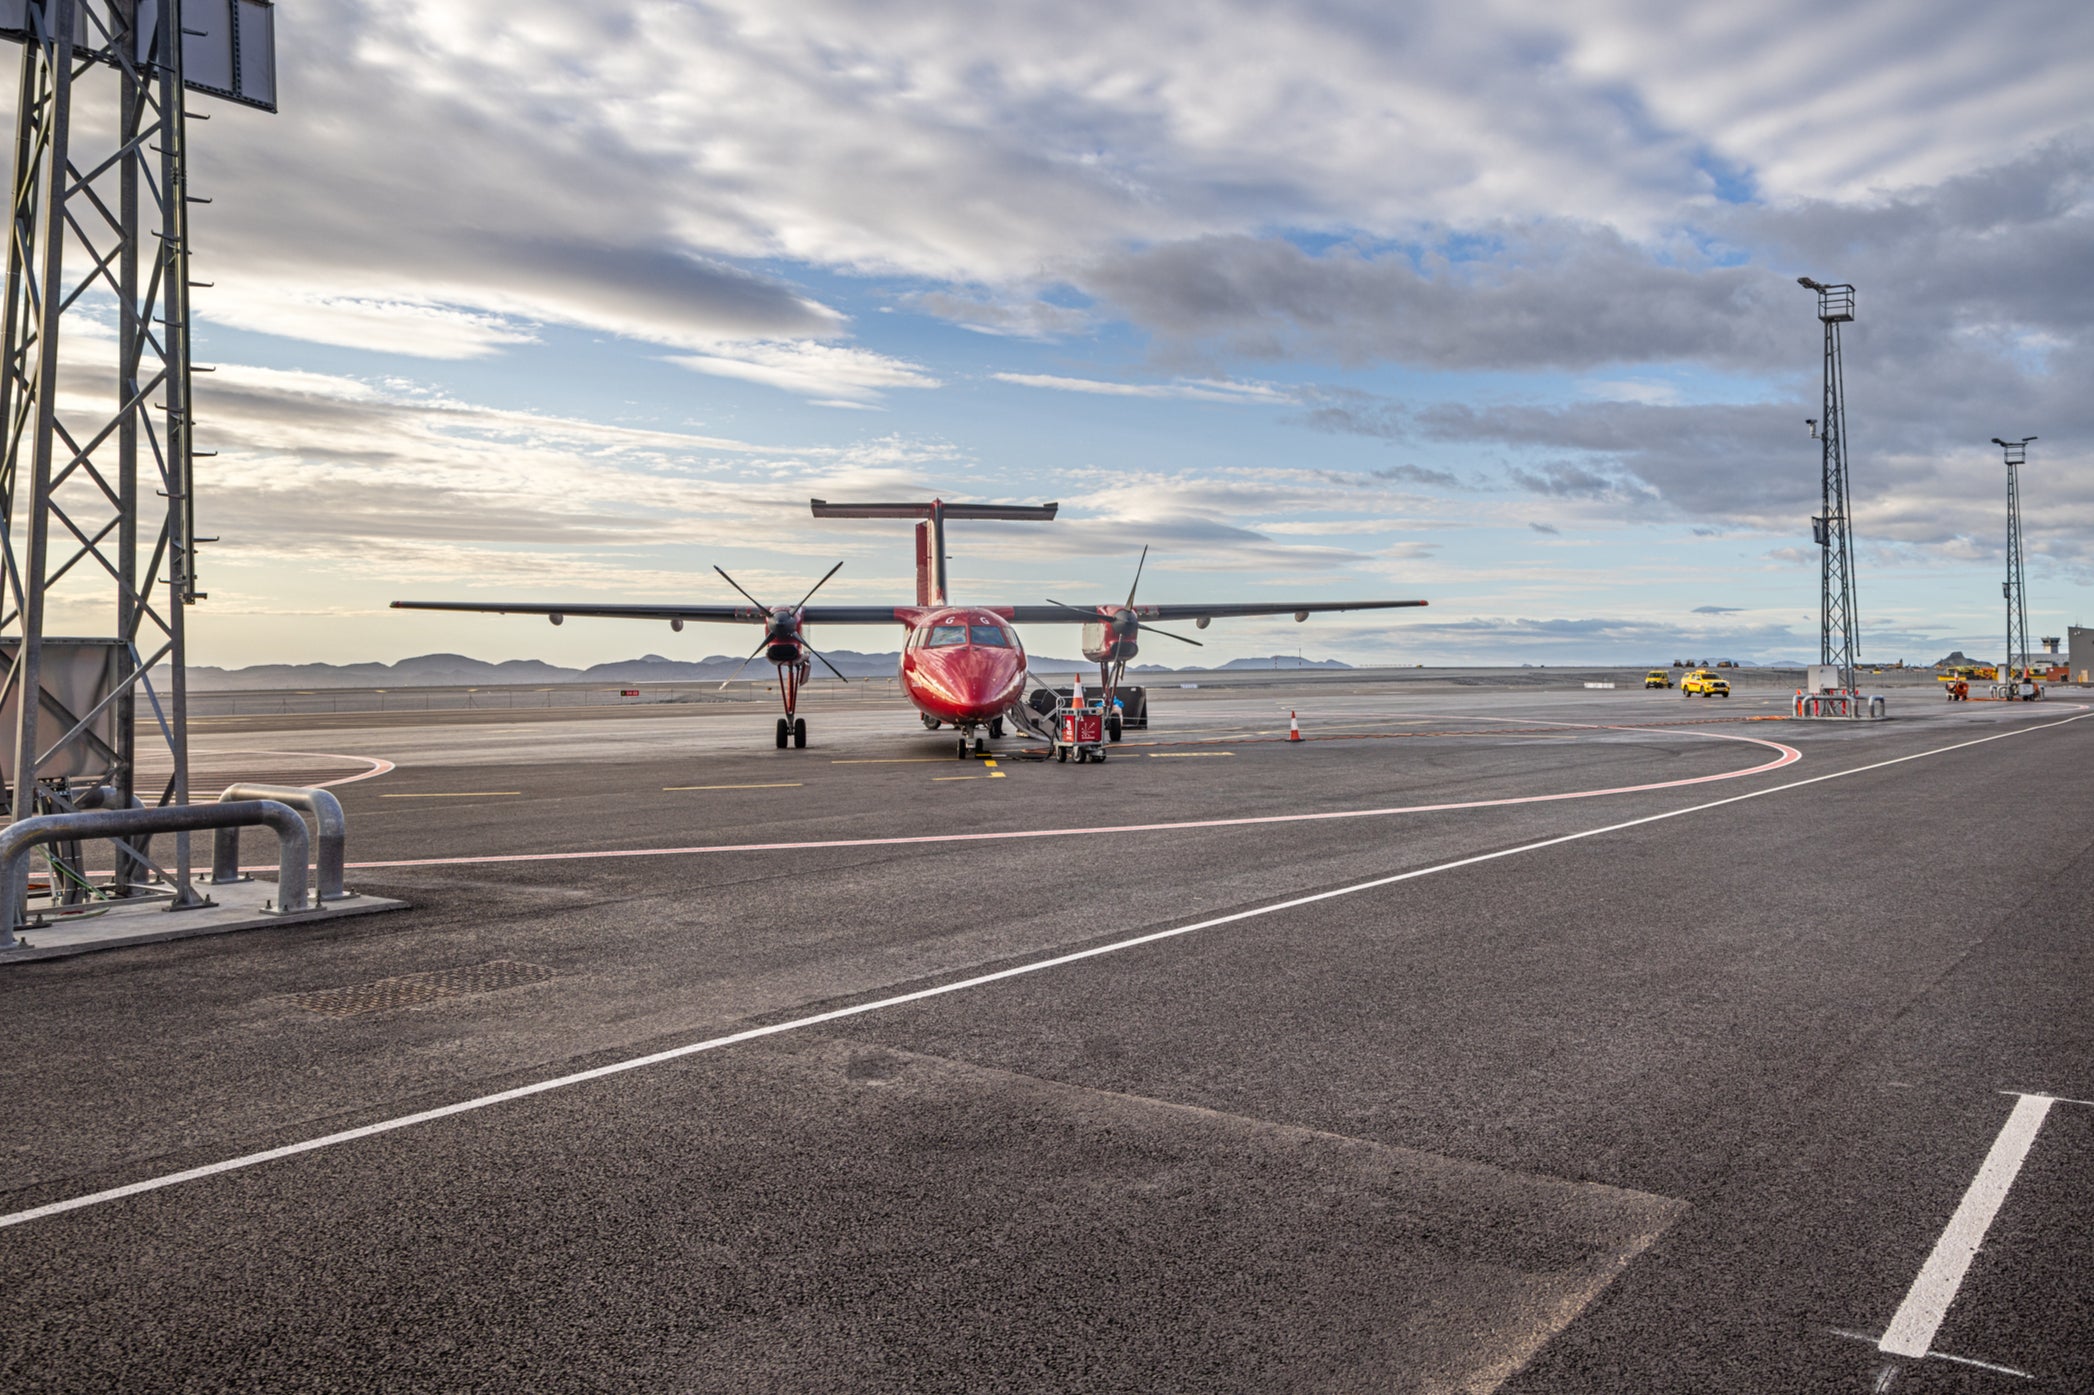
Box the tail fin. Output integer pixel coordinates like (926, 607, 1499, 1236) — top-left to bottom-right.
(811, 498, 1058, 608)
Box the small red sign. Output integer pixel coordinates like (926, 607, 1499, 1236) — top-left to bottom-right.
(620, 689, 640, 697)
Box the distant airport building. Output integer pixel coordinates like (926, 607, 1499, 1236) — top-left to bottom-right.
(2070, 627, 2094, 685)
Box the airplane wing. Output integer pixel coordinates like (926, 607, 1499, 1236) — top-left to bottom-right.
(390, 601, 913, 624)
(999, 599, 1428, 623)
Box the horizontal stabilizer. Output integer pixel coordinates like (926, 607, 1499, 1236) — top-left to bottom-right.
(811, 499, 1058, 521)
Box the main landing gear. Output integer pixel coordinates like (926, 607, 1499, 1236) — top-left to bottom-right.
(776, 716, 806, 749)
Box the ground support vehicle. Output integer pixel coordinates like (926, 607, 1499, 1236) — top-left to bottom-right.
(1681, 669, 1730, 697)
(1052, 698, 1110, 763)
(1644, 669, 1672, 689)
(1045, 685, 1146, 741)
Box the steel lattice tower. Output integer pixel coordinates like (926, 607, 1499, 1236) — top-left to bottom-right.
(1800, 278, 1860, 693)
(1994, 436, 2034, 684)
(1, 0, 201, 896)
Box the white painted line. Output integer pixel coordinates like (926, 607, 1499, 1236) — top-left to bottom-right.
(1827, 1329, 2031, 1379)
(1879, 1093, 2056, 1358)
(13, 709, 2089, 1232)
(179, 750, 397, 788)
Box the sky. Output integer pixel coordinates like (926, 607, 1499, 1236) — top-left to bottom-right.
(32, 0, 2094, 669)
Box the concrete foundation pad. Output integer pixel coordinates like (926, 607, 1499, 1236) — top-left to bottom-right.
(0, 879, 406, 963)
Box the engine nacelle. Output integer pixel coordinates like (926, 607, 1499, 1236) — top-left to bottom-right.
(1080, 619, 1138, 665)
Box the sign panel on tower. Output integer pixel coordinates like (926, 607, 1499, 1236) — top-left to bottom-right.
(0, 0, 276, 112)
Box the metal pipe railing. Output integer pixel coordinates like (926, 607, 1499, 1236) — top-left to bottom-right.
(1, 800, 310, 947)
(212, 783, 349, 901)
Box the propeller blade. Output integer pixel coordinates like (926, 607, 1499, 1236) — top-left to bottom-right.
(1042, 598, 1103, 619)
(803, 643, 850, 683)
(713, 565, 767, 610)
(1136, 621, 1204, 646)
(716, 635, 770, 690)
(793, 560, 845, 613)
(1124, 545, 1149, 610)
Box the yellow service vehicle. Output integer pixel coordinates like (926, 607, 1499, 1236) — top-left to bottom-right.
(1644, 669, 1672, 689)
(1682, 669, 1730, 697)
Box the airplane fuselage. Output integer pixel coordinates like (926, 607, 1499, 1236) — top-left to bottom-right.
(895, 605, 1030, 726)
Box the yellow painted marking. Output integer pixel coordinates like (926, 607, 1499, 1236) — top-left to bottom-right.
(1148, 751, 1237, 758)
(983, 759, 1006, 779)
(380, 792, 522, 799)
(662, 782, 804, 791)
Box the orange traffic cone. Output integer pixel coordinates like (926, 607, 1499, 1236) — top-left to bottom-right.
(1288, 710, 1302, 742)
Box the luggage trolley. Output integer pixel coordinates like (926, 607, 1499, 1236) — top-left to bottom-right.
(1052, 695, 1110, 763)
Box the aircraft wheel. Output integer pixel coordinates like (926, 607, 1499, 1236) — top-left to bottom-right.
(1107, 714, 1122, 742)
(974, 735, 987, 754)
(921, 713, 941, 730)
(957, 734, 969, 760)
(775, 718, 789, 749)
(793, 717, 808, 746)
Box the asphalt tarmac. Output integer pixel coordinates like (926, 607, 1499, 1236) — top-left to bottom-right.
(1, 676, 2088, 1392)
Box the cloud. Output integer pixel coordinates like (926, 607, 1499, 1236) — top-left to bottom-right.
(1529, 522, 1560, 534)
(1691, 604, 1743, 614)
(906, 292, 1093, 338)
(164, 1, 2093, 358)
(666, 341, 941, 404)
(991, 372, 1286, 403)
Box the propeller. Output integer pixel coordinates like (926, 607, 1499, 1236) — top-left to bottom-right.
(713, 562, 852, 688)
(1048, 545, 1204, 646)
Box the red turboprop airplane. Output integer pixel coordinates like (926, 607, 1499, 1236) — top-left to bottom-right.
(392, 498, 1428, 757)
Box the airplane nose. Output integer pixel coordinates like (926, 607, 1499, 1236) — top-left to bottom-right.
(915, 646, 1025, 718)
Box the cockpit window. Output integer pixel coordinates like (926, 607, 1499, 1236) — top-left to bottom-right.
(926, 624, 968, 647)
(969, 624, 1010, 648)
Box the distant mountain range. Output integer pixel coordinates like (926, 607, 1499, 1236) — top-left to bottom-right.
(166, 650, 1356, 691)
(169, 651, 1064, 691)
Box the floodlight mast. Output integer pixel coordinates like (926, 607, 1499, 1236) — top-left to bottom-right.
(1993, 436, 2035, 686)
(1799, 276, 1860, 694)
(0, 1, 273, 912)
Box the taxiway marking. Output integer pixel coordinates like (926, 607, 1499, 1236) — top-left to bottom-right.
(177, 750, 397, 788)
(662, 782, 803, 792)
(982, 759, 1005, 779)
(22, 710, 2089, 1233)
(1148, 751, 1235, 758)
(335, 725, 1801, 870)
(1878, 1093, 2057, 1359)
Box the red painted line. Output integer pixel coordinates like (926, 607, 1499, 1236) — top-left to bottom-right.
(338, 726, 1801, 872)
